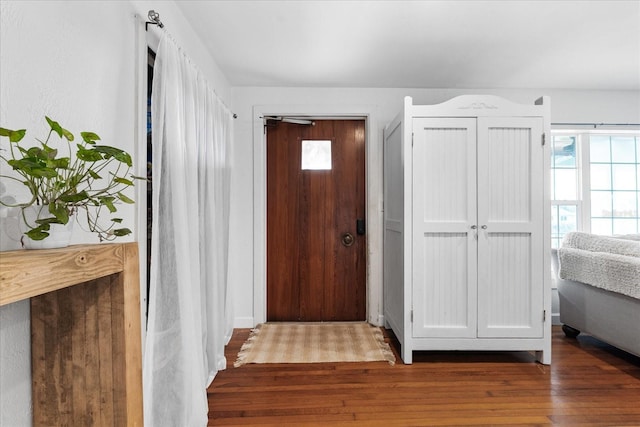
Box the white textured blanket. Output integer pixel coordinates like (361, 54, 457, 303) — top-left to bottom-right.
(558, 232, 640, 300)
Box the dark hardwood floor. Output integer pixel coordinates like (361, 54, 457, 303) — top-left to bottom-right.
(208, 326, 640, 426)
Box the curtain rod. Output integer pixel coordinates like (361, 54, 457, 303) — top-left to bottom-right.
(552, 122, 640, 128)
(144, 10, 238, 119)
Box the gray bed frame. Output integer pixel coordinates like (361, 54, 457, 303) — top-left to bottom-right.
(553, 249, 640, 357)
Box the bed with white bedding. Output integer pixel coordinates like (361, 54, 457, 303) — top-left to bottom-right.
(556, 232, 640, 357)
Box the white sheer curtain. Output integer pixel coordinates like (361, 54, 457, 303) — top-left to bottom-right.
(143, 32, 233, 427)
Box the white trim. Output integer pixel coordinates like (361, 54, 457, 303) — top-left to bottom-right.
(252, 104, 382, 326)
(233, 316, 255, 329)
(579, 133, 592, 233)
(134, 14, 149, 349)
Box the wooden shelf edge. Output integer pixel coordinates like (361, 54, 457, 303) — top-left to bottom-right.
(0, 243, 129, 306)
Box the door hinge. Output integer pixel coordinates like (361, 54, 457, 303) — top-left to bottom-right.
(412, 132, 414, 147)
(410, 310, 413, 322)
(542, 133, 546, 146)
(543, 310, 547, 322)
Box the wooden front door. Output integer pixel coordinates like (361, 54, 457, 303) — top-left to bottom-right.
(267, 119, 366, 321)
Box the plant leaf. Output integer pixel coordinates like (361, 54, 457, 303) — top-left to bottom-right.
(46, 148, 59, 160)
(115, 151, 132, 166)
(94, 146, 132, 167)
(112, 228, 132, 237)
(111, 218, 123, 223)
(0, 127, 26, 142)
(59, 191, 89, 203)
(99, 196, 117, 213)
(88, 170, 101, 180)
(47, 157, 70, 169)
(9, 158, 45, 169)
(10, 160, 58, 178)
(26, 147, 45, 158)
(49, 203, 70, 224)
(118, 192, 134, 204)
(68, 173, 82, 188)
(113, 177, 133, 186)
(76, 145, 103, 162)
(81, 132, 101, 144)
(61, 128, 74, 142)
(25, 227, 49, 241)
(35, 217, 62, 225)
(46, 116, 63, 138)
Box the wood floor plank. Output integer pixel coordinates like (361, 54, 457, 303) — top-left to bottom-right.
(208, 326, 640, 426)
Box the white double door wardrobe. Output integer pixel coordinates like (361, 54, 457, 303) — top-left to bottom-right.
(383, 95, 551, 364)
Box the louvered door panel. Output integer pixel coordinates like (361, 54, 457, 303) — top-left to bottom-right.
(412, 118, 477, 338)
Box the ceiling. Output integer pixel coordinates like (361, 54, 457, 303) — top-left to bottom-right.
(175, 0, 640, 90)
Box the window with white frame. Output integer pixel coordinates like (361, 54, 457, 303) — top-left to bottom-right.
(550, 134, 580, 248)
(589, 135, 639, 235)
(550, 131, 640, 247)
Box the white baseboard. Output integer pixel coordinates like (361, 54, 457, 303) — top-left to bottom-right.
(369, 314, 384, 326)
(233, 316, 255, 329)
(235, 316, 387, 328)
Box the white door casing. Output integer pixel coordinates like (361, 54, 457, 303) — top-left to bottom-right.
(252, 105, 381, 326)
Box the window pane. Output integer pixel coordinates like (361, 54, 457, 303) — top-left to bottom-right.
(551, 205, 560, 248)
(612, 191, 637, 217)
(591, 191, 612, 217)
(613, 218, 638, 235)
(552, 135, 576, 168)
(590, 164, 611, 190)
(553, 169, 577, 200)
(590, 136, 611, 162)
(591, 218, 612, 235)
(612, 164, 637, 190)
(301, 140, 332, 170)
(551, 205, 577, 248)
(611, 137, 636, 163)
(559, 205, 577, 235)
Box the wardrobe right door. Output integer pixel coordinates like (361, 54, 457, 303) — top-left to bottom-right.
(476, 117, 545, 339)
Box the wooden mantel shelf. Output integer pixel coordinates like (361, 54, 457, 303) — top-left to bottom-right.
(0, 243, 143, 426)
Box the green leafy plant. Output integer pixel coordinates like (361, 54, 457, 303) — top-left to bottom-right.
(0, 116, 141, 242)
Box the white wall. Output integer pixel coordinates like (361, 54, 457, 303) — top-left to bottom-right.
(0, 3, 137, 424)
(229, 87, 640, 328)
(0, 1, 231, 425)
(130, 1, 233, 104)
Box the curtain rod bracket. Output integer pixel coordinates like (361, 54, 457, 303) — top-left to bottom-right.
(146, 10, 164, 31)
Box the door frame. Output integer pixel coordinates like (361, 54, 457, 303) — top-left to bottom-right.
(253, 104, 382, 326)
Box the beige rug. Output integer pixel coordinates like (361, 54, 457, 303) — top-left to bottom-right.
(234, 322, 395, 367)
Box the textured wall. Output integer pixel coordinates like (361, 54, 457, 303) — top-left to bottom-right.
(0, 1, 138, 248)
(0, 2, 137, 425)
